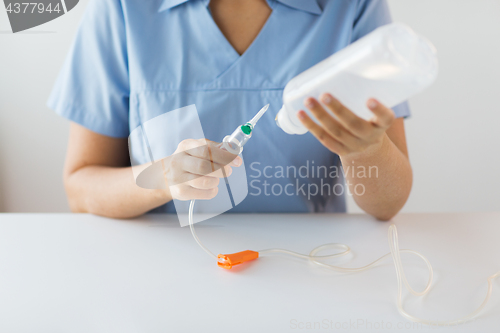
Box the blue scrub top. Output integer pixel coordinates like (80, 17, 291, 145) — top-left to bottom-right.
(48, 0, 411, 214)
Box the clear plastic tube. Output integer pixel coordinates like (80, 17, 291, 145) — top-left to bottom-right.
(188, 200, 221, 262)
(187, 199, 500, 326)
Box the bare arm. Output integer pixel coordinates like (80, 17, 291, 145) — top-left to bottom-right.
(340, 118, 412, 221)
(63, 123, 240, 219)
(298, 95, 412, 221)
(63, 123, 170, 218)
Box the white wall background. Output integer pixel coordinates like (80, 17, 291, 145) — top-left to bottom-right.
(0, 0, 499, 213)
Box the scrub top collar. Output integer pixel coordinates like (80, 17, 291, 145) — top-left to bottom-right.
(158, 0, 323, 15)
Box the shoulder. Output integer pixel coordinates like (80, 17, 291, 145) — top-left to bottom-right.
(83, 0, 159, 18)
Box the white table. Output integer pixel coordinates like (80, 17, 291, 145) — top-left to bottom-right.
(0, 213, 499, 332)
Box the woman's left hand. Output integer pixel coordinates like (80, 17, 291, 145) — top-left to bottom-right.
(298, 93, 396, 158)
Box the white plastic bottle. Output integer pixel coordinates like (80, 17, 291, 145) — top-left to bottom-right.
(276, 23, 438, 135)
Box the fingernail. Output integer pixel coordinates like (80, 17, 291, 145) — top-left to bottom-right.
(297, 111, 306, 120)
(304, 98, 315, 108)
(232, 157, 242, 166)
(368, 99, 378, 109)
(322, 94, 333, 104)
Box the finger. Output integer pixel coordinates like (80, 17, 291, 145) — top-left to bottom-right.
(188, 175, 220, 190)
(168, 172, 220, 189)
(181, 155, 232, 177)
(170, 184, 218, 201)
(318, 94, 372, 138)
(367, 99, 396, 129)
(213, 142, 243, 167)
(182, 139, 242, 167)
(189, 187, 218, 200)
(205, 140, 243, 167)
(304, 97, 362, 147)
(206, 167, 232, 179)
(297, 110, 347, 155)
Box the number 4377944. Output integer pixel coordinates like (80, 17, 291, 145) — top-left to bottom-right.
(6, 2, 61, 14)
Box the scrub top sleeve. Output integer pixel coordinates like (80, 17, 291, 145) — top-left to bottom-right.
(47, 0, 130, 138)
(351, 0, 411, 119)
(391, 101, 411, 119)
(351, 0, 393, 43)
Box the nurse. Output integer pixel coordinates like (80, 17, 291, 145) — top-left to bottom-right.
(48, 0, 413, 221)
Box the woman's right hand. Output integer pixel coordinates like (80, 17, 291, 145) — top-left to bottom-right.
(162, 139, 242, 201)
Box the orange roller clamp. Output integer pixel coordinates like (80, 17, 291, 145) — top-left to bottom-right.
(217, 250, 259, 269)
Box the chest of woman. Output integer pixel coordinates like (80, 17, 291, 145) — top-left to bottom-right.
(125, 0, 355, 179)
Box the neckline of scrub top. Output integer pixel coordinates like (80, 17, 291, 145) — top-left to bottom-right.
(158, 0, 323, 15)
(166, 0, 323, 89)
(202, 1, 278, 60)
(159, 0, 322, 62)
(200, 1, 280, 88)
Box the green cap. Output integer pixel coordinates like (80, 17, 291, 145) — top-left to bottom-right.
(241, 123, 253, 135)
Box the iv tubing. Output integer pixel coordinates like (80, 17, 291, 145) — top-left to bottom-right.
(188, 199, 500, 326)
(188, 200, 219, 262)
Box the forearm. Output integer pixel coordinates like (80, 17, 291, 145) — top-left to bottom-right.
(340, 133, 413, 221)
(64, 165, 171, 219)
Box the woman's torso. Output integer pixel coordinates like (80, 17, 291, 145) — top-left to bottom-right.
(126, 0, 364, 214)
